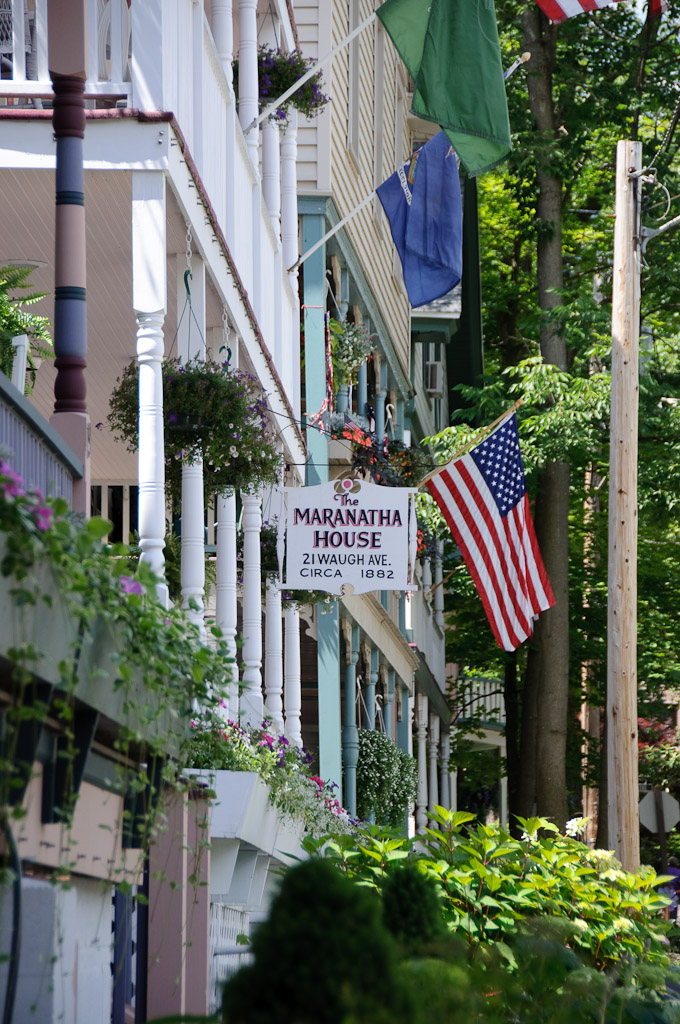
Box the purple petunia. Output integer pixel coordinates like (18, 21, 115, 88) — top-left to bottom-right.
(120, 575, 144, 596)
(0, 460, 26, 500)
(32, 505, 53, 532)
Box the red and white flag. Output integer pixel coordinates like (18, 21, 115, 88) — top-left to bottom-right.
(535, 0, 667, 22)
(425, 414, 554, 652)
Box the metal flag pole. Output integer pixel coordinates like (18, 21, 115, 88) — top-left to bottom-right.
(245, 11, 378, 134)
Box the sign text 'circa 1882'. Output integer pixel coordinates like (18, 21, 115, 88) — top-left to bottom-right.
(283, 479, 416, 595)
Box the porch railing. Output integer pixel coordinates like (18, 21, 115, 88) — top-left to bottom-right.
(0, 0, 130, 101)
(0, 370, 82, 503)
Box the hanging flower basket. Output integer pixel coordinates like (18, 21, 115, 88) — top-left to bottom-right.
(108, 357, 281, 501)
(233, 45, 329, 125)
(351, 436, 434, 488)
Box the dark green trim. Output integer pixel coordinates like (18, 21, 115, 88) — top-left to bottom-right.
(56, 190, 84, 206)
(55, 285, 86, 302)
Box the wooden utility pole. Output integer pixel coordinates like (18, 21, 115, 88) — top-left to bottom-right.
(607, 140, 642, 871)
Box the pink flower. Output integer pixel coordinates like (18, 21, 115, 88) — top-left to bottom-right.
(0, 460, 26, 499)
(309, 775, 324, 793)
(120, 575, 144, 595)
(32, 505, 53, 532)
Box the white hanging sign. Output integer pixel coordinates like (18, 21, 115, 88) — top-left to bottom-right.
(283, 479, 416, 595)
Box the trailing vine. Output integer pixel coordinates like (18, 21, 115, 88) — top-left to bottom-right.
(0, 460, 233, 882)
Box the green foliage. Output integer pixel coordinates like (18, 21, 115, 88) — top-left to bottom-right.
(221, 858, 411, 1024)
(309, 812, 672, 972)
(381, 859, 446, 952)
(233, 45, 329, 125)
(329, 317, 373, 388)
(0, 265, 52, 391)
(232, 841, 680, 1024)
(186, 712, 355, 836)
(108, 357, 281, 503)
(355, 727, 417, 827)
(0, 460, 233, 869)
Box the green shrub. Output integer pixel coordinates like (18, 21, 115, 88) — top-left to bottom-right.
(355, 728, 417, 826)
(307, 810, 672, 972)
(381, 860, 446, 952)
(221, 858, 413, 1024)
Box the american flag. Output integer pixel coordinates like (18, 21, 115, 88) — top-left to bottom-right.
(425, 414, 555, 652)
(535, 0, 667, 21)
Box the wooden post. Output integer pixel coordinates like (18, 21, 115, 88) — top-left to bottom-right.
(607, 140, 642, 871)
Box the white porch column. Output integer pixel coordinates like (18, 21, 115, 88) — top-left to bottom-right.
(262, 122, 281, 238)
(177, 255, 206, 637)
(133, 172, 167, 605)
(428, 713, 440, 820)
(450, 727, 458, 813)
(284, 605, 302, 746)
(364, 643, 376, 731)
(216, 491, 239, 717)
(415, 693, 428, 835)
(422, 556, 432, 604)
(281, 110, 298, 271)
(384, 667, 395, 740)
(434, 542, 444, 628)
(265, 580, 284, 732)
(237, 0, 259, 166)
(211, 0, 233, 83)
(240, 487, 263, 724)
(439, 729, 451, 811)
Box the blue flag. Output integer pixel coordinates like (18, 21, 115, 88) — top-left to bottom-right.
(376, 131, 462, 309)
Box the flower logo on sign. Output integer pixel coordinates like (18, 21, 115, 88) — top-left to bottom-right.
(334, 478, 361, 496)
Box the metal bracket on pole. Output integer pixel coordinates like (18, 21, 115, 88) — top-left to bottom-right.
(245, 11, 377, 135)
(641, 212, 680, 254)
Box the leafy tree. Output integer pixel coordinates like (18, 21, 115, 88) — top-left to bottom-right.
(0, 266, 52, 391)
(432, 0, 680, 831)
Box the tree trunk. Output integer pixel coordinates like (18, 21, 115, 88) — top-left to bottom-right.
(520, 9, 570, 829)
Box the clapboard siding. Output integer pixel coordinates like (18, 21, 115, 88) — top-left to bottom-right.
(329, 0, 410, 377)
(294, 0, 411, 379)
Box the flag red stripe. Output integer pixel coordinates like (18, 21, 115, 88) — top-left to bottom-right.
(428, 460, 534, 650)
(428, 472, 522, 650)
(455, 460, 535, 640)
(425, 414, 555, 651)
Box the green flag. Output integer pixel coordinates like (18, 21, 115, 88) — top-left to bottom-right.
(376, 0, 511, 177)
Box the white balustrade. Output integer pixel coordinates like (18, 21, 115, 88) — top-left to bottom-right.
(415, 693, 428, 835)
(428, 713, 440, 819)
(216, 491, 239, 718)
(283, 606, 302, 747)
(133, 170, 168, 605)
(240, 488, 263, 725)
(178, 257, 206, 637)
(439, 729, 451, 811)
(264, 580, 284, 732)
(237, 0, 259, 166)
(136, 312, 167, 603)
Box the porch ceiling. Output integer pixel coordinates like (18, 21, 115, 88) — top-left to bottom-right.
(0, 168, 226, 484)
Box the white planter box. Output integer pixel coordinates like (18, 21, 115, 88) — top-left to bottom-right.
(186, 769, 306, 862)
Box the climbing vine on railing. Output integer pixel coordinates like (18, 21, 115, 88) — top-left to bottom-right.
(0, 460, 233, 880)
